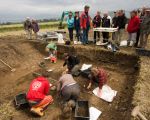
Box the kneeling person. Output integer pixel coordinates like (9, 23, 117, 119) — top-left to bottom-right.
(63, 53, 80, 75)
(87, 67, 108, 96)
(57, 73, 80, 102)
(26, 71, 53, 116)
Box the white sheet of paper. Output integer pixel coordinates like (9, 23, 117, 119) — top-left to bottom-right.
(80, 64, 92, 71)
(90, 107, 102, 120)
(93, 85, 117, 102)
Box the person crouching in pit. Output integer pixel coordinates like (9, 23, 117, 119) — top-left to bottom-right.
(63, 53, 80, 75)
(26, 70, 53, 116)
(57, 72, 80, 105)
(45, 42, 57, 63)
(87, 67, 108, 96)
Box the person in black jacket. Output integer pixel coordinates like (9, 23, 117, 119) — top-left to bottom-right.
(63, 53, 80, 74)
(74, 11, 81, 41)
(102, 12, 111, 43)
(93, 11, 102, 44)
(112, 11, 118, 40)
(116, 10, 127, 45)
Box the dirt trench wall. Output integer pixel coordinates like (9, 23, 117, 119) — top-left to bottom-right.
(57, 45, 139, 68)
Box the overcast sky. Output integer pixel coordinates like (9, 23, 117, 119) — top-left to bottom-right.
(0, 0, 150, 22)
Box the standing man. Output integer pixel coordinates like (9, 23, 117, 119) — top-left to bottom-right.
(127, 10, 140, 46)
(116, 10, 127, 45)
(80, 5, 91, 45)
(24, 17, 32, 40)
(112, 11, 118, 40)
(93, 11, 102, 44)
(32, 19, 39, 39)
(67, 12, 74, 41)
(139, 9, 150, 49)
(74, 11, 81, 42)
(102, 12, 111, 43)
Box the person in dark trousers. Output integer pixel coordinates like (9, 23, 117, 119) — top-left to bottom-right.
(80, 5, 91, 45)
(67, 12, 74, 41)
(63, 53, 80, 74)
(116, 10, 127, 45)
(74, 11, 81, 41)
(112, 11, 118, 40)
(93, 11, 101, 44)
(102, 12, 111, 43)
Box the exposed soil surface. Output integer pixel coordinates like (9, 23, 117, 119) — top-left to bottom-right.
(0, 35, 139, 120)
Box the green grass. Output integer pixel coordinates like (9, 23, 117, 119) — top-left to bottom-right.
(0, 21, 67, 33)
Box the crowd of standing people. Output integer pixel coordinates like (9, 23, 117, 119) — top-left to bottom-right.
(66, 5, 150, 49)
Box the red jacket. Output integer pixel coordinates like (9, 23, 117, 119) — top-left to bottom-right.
(98, 68, 107, 89)
(26, 76, 50, 101)
(80, 12, 91, 29)
(127, 16, 140, 33)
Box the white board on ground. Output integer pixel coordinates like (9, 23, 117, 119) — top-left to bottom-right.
(90, 107, 102, 120)
(93, 85, 117, 102)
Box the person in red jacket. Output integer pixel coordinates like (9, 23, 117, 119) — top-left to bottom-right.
(87, 67, 108, 96)
(80, 5, 91, 45)
(127, 10, 140, 46)
(26, 71, 53, 116)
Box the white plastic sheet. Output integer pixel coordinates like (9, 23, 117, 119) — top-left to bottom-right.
(93, 85, 117, 102)
(90, 107, 102, 120)
(120, 40, 127, 47)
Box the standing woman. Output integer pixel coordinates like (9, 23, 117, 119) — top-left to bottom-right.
(67, 12, 74, 41)
(32, 19, 39, 39)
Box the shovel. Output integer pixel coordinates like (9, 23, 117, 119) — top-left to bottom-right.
(0, 59, 16, 72)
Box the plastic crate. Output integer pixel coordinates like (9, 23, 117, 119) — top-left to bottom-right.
(14, 93, 29, 109)
(75, 101, 90, 120)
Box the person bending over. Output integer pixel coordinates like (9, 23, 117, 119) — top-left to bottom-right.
(63, 53, 80, 74)
(87, 67, 108, 96)
(26, 71, 53, 116)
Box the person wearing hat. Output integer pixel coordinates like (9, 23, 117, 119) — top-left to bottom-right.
(87, 67, 108, 96)
(26, 70, 54, 116)
(80, 5, 91, 45)
(93, 11, 102, 44)
(67, 12, 74, 41)
(127, 10, 140, 46)
(74, 11, 82, 42)
(24, 17, 32, 40)
(139, 8, 150, 49)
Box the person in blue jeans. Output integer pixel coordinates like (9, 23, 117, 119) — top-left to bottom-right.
(80, 5, 91, 45)
(67, 12, 74, 41)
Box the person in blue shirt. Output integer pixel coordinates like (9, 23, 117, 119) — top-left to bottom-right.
(67, 12, 74, 41)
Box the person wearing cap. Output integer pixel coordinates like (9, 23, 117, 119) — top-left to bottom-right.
(32, 19, 39, 39)
(87, 67, 108, 96)
(26, 70, 53, 116)
(93, 11, 102, 44)
(74, 11, 82, 42)
(63, 53, 80, 74)
(57, 72, 80, 102)
(102, 12, 111, 43)
(80, 5, 91, 45)
(139, 8, 150, 49)
(67, 12, 74, 41)
(127, 10, 140, 46)
(24, 17, 32, 40)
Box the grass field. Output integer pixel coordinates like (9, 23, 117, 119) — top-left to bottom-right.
(0, 21, 66, 32)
